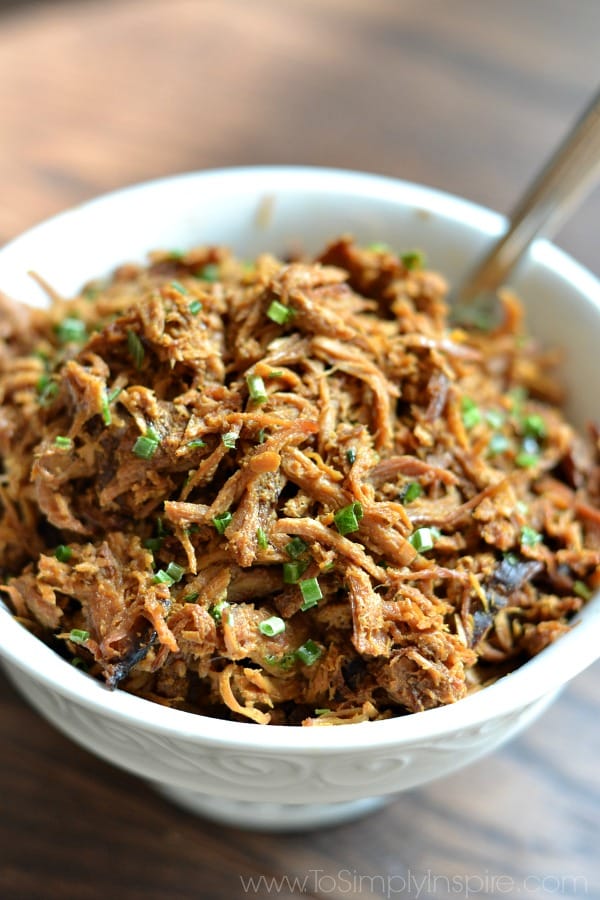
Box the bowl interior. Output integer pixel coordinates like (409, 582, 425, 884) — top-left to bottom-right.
(1, 166, 599, 749)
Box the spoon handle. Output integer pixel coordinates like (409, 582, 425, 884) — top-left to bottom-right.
(456, 87, 600, 305)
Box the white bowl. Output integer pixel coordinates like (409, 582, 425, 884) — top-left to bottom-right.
(1, 167, 599, 831)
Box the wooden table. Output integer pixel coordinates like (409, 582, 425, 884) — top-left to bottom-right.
(1, 2, 599, 897)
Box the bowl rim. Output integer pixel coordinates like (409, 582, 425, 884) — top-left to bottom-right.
(1, 164, 599, 753)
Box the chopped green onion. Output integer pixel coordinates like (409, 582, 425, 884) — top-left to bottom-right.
(213, 511, 233, 534)
(334, 502, 363, 536)
(56, 317, 87, 344)
(266, 300, 293, 325)
(183, 591, 200, 603)
(198, 263, 219, 282)
(69, 629, 89, 645)
(209, 599, 229, 623)
(258, 428, 266, 444)
(258, 616, 286, 637)
(100, 387, 122, 427)
(283, 559, 309, 584)
(170, 280, 188, 295)
(346, 448, 357, 465)
(516, 501, 529, 515)
(268, 369, 284, 378)
(187, 438, 207, 449)
(54, 435, 72, 449)
(408, 527, 436, 553)
(222, 431, 238, 449)
(295, 639, 322, 666)
(574, 580, 593, 601)
(168, 249, 185, 261)
(165, 561, 185, 583)
(523, 414, 547, 440)
(487, 433, 510, 457)
(314, 708, 331, 716)
(367, 242, 391, 252)
(71, 657, 88, 670)
(246, 373, 268, 404)
(401, 250, 425, 270)
(153, 569, 174, 586)
(300, 577, 322, 610)
(55, 545, 72, 563)
(143, 537, 163, 553)
(256, 527, 269, 550)
(133, 432, 160, 459)
(461, 396, 482, 430)
(515, 450, 539, 468)
(403, 482, 422, 504)
(520, 525, 542, 547)
(485, 409, 505, 429)
(285, 537, 308, 559)
(189, 299, 202, 315)
(264, 651, 296, 670)
(127, 329, 145, 369)
(38, 378, 59, 406)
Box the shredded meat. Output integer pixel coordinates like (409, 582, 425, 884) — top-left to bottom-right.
(1, 237, 598, 725)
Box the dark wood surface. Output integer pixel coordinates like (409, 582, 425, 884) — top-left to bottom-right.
(1, 2, 599, 898)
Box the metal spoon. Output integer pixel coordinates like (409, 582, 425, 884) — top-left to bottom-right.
(452, 87, 600, 325)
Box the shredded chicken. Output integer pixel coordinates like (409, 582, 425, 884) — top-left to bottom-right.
(1, 237, 598, 725)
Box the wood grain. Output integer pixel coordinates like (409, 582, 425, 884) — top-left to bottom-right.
(1, 2, 599, 898)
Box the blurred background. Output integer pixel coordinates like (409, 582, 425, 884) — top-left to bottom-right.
(1, 2, 600, 899)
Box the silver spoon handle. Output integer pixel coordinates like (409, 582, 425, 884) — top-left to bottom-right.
(457, 88, 600, 304)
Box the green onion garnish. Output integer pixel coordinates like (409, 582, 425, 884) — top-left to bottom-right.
(71, 657, 88, 670)
(258, 428, 266, 444)
(213, 511, 233, 534)
(209, 599, 229, 623)
(170, 280, 188, 295)
(264, 651, 296, 671)
(523, 414, 547, 439)
(300, 577, 322, 610)
(461, 396, 482, 430)
(69, 629, 89, 645)
(488, 434, 510, 457)
(55, 545, 72, 563)
(199, 263, 219, 282)
(367, 242, 391, 252)
(266, 300, 293, 325)
(334, 502, 363, 536)
(520, 525, 542, 547)
(408, 527, 436, 553)
(256, 527, 269, 550)
(100, 387, 122, 427)
(127, 329, 145, 369)
(401, 250, 425, 270)
(574, 580, 593, 601)
(165, 561, 185, 583)
(37, 374, 58, 405)
(189, 299, 202, 315)
(183, 591, 200, 603)
(56, 317, 87, 344)
(515, 450, 539, 468)
(315, 708, 331, 716)
(258, 616, 286, 637)
(133, 431, 160, 459)
(187, 438, 206, 449)
(283, 559, 309, 584)
(54, 435, 72, 449)
(485, 409, 505, 429)
(246, 373, 268, 404)
(222, 431, 238, 449)
(295, 639, 322, 666)
(285, 537, 308, 559)
(268, 369, 284, 378)
(153, 569, 174, 586)
(346, 448, 357, 465)
(143, 537, 163, 553)
(403, 482, 422, 504)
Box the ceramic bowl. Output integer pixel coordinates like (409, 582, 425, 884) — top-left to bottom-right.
(1, 167, 599, 831)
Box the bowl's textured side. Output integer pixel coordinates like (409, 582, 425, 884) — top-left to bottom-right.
(7, 665, 556, 804)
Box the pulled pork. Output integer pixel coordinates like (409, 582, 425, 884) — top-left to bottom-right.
(1, 238, 598, 726)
